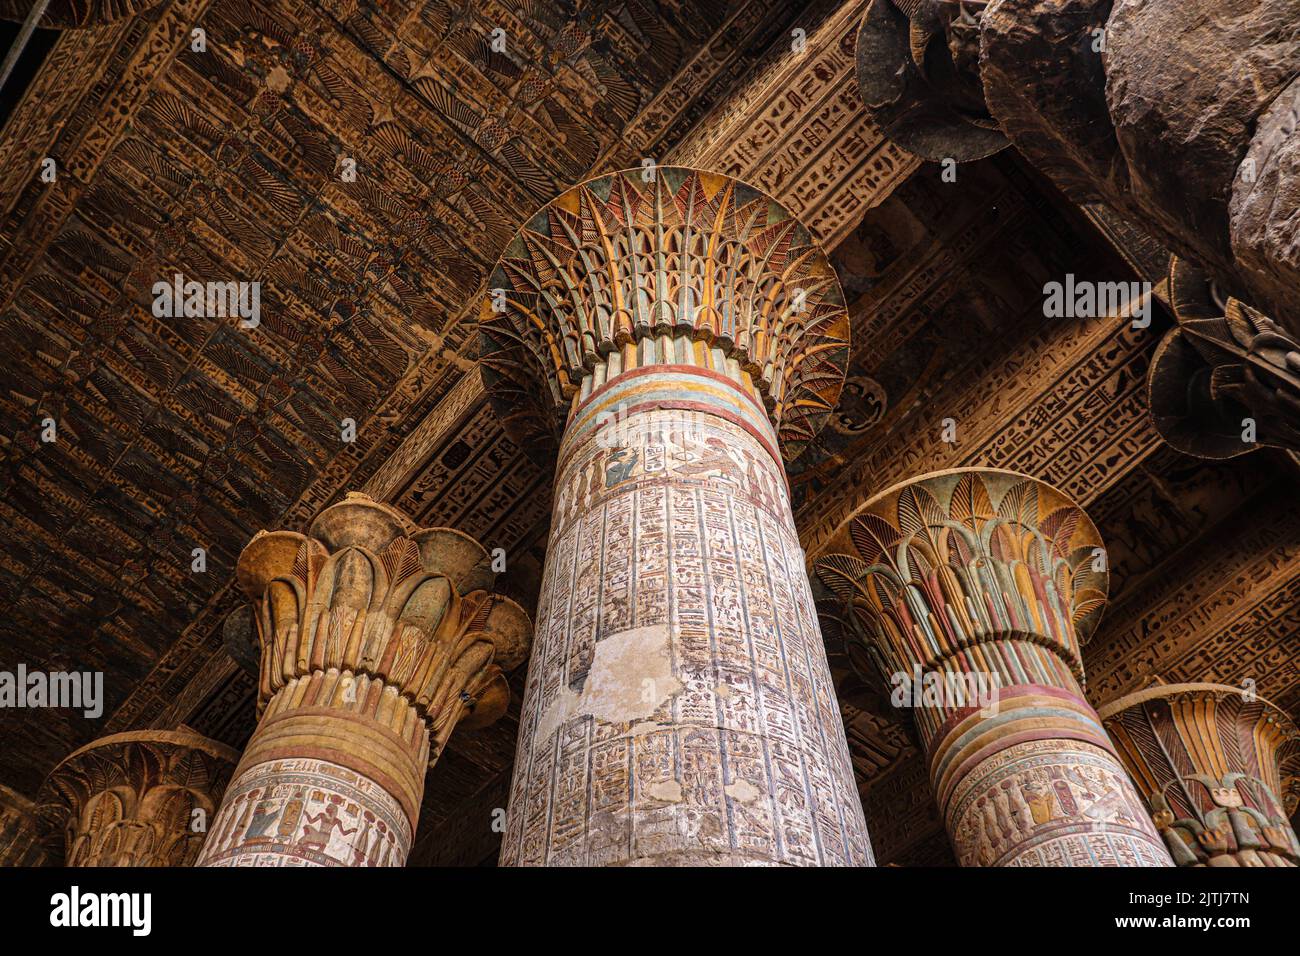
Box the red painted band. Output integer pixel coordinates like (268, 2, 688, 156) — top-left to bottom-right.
(570, 362, 773, 425)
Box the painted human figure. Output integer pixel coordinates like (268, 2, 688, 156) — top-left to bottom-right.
(298, 798, 356, 856)
(244, 798, 282, 844)
(974, 795, 999, 864)
(567, 448, 606, 526)
(977, 796, 998, 858)
(224, 790, 259, 852)
(367, 820, 390, 867)
(992, 784, 1015, 840)
(604, 447, 639, 487)
(672, 436, 741, 482)
(351, 811, 377, 866)
(742, 449, 775, 512)
(1020, 779, 1056, 826)
(1002, 778, 1033, 834)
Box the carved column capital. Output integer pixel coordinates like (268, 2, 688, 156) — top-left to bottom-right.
(815, 467, 1107, 685)
(1100, 683, 1300, 867)
(36, 729, 238, 867)
(856, 1, 1300, 334)
(478, 167, 851, 463)
(235, 491, 531, 750)
(202, 493, 531, 866)
(1282, 749, 1300, 829)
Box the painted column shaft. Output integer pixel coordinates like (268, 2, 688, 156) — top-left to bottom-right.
(923, 647, 1167, 866)
(501, 355, 871, 865)
(480, 167, 870, 866)
(197, 675, 425, 867)
(815, 468, 1173, 866)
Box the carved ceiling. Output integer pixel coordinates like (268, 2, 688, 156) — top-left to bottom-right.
(0, 0, 832, 794)
(0, 0, 1296, 868)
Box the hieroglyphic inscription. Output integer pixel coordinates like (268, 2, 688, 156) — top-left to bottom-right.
(501, 397, 872, 866)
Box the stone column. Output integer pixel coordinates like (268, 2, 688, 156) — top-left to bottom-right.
(480, 168, 873, 866)
(814, 468, 1172, 866)
(1100, 683, 1300, 867)
(196, 492, 531, 867)
(0, 784, 46, 865)
(35, 729, 237, 866)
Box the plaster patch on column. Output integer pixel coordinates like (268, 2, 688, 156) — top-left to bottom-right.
(725, 779, 762, 804)
(646, 780, 683, 803)
(583, 624, 682, 724)
(535, 624, 683, 741)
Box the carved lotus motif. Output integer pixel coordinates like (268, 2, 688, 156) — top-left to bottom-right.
(235, 493, 530, 737)
(815, 468, 1107, 685)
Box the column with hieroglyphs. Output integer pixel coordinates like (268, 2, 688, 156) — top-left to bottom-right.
(480, 168, 873, 866)
(814, 468, 1173, 866)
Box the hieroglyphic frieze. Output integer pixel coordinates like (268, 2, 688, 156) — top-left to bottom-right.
(198, 756, 409, 867)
